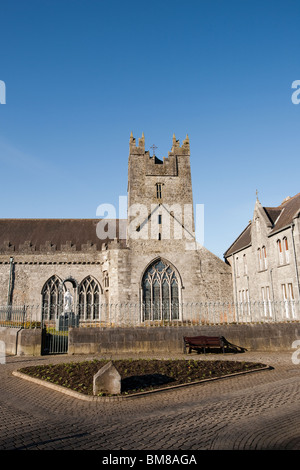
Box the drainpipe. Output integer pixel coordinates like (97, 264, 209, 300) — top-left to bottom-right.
(291, 223, 300, 298)
(7, 256, 14, 306)
(232, 254, 239, 322)
(246, 274, 250, 299)
(269, 268, 276, 321)
(269, 268, 275, 301)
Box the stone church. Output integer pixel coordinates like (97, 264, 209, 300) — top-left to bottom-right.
(0, 133, 233, 323)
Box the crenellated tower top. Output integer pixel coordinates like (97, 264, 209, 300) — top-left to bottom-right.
(129, 132, 190, 157)
(127, 132, 195, 249)
(129, 131, 146, 155)
(170, 133, 190, 155)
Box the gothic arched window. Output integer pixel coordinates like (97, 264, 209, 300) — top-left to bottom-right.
(79, 276, 101, 320)
(277, 239, 283, 265)
(142, 259, 180, 321)
(42, 275, 63, 320)
(262, 246, 267, 269)
(283, 237, 289, 264)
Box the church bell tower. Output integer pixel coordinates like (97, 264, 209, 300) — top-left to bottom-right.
(127, 133, 195, 252)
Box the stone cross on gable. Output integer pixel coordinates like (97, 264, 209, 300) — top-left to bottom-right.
(150, 144, 158, 156)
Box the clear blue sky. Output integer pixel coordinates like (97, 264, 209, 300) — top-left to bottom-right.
(0, 0, 299, 259)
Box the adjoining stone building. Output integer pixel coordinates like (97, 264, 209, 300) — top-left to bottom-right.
(0, 134, 233, 324)
(224, 193, 300, 316)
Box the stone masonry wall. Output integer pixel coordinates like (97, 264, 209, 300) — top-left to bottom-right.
(228, 200, 300, 302)
(0, 250, 112, 309)
(68, 323, 300, 355)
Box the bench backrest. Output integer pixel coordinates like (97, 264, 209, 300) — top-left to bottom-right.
(184, 336, 222, 346)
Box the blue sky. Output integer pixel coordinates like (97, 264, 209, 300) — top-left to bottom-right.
(0, 0, 299, 259)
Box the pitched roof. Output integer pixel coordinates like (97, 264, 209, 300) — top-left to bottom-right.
(224, 192, 300, 258)
(266, 192, 300, 235)
(0, 219, 127, 253)
(223, 223, 252, 257)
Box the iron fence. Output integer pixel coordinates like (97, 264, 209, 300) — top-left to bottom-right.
(0, 305, 40, 328)
(0, 300, 300, 329)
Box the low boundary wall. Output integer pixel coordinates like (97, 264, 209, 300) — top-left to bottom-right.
(1, 323, 300, 356)
(68, 323, 300, 355)
(0, 327, 41, 356)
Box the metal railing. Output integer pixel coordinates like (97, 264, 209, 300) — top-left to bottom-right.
(1, 300, 299, 329)
(0, 305, 41, 329)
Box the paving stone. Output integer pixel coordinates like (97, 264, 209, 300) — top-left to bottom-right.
(0, 351, 300, 450)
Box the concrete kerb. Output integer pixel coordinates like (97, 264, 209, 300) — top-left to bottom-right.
(12, 363, 272, 402)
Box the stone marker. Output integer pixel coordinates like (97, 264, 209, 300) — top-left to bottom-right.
(93, 361, 121, 395)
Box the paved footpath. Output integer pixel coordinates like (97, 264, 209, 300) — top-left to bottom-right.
(1, 350, 300, 451)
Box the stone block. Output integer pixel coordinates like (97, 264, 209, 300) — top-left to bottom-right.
(93, 361, 121, 395)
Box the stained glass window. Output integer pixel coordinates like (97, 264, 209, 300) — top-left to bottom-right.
(142, 259, 180, 321)
(41, 275, 62, 320)
(79, 276, 101, 320)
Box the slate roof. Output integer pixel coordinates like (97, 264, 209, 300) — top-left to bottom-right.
(224, 193, 300, 258)
(267, 192, 300, 235)
(0, 219, 127, 253)
(223, 223, 252, 258)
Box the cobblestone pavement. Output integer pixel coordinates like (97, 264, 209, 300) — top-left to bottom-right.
(1, 351, 300, 451)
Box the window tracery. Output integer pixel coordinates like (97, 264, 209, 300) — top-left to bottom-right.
(41, 275, 63, 320)
(142, 259, 180, 321)
(79, 276, 101, 320)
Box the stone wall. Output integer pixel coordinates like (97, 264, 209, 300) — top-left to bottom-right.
(0, 251, 113, 307)
(1, 323, 299, 357)
(127, 134, 194, 253)
(0, 243, 233, 319)
(0, 327, 41, 356)
(226, 197, 300, 303)
(125, 247, 233, 307)
(68, 323, 300, 355)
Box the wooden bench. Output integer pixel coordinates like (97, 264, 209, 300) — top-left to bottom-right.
(183, 335, 247, 354)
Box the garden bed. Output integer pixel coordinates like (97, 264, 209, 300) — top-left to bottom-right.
(19, 358, 268, 396)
